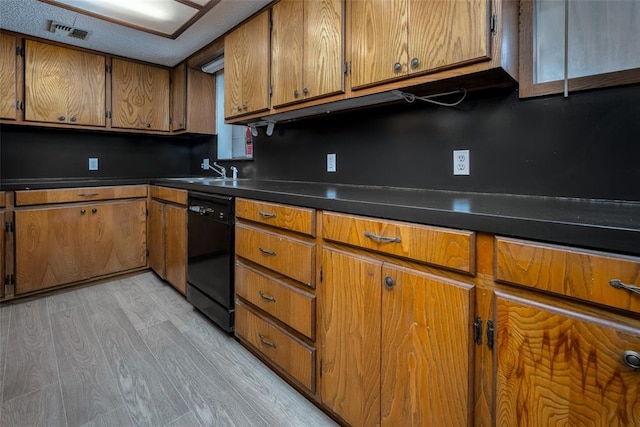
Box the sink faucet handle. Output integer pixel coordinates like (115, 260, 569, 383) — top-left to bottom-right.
(212, 162, 226, 178)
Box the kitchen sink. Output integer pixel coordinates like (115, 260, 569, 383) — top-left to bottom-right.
(163, 177, 226, 184)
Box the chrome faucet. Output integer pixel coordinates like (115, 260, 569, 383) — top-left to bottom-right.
(230, 166, 238, 180)
(209, 162, 226, 179)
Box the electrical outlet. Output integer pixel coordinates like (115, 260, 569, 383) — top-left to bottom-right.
(202, 158, 210, 170)
(327, 153, 337, 172)
(453, 150, 470, 176)
(89, 158, 98, 171)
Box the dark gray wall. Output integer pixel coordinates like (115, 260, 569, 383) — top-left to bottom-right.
(247, 84, 640, 201)
(2, 84, 639, 201)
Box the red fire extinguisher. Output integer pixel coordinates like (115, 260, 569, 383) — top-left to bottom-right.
(245, 127, 253, 156)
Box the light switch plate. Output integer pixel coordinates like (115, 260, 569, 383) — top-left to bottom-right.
(89, 158, 98, 171)
(453, 150, 469, 176)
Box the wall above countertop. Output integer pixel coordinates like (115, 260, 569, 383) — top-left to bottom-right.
(248, 84, 640, 201)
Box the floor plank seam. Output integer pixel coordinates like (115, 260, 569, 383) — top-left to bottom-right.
(47, 303, 70, 427)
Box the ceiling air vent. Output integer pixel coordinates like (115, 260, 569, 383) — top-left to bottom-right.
(47, 21, 90, 41)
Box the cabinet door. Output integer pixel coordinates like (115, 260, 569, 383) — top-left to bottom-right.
(271, 0, 303, 107)
(351, 0, 408, 89)
(186, 68, 216, 134)
(0, 211, 4, 298)
(86, 200, 147, 278)
(112, 59, 170, 131)
(240, 11, 270, 116)
(0, 34, 17, 120)
(495, 293, 640, 426)
(24, 40, 70, 123)
(224, 27, 243, 118)
(148, 200, 165, 279)
(303, 0, 343, 100)
(408, 0, 490, 75)
(15, 205, 88, 294)
(320, 247, 382, 426)
(164, 204, 187, 294)
(381, 264, 474, 426)
(66, 48, 105, 126)
(25, 40, 105, 126)
(171, 63, 187, 131)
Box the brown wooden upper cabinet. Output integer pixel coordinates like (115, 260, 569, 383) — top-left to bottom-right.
(171, 63, 216, 134)
(224, 10, 270, 119)
(351, 0, 491, 89)
(111, 58, 170, 131)
(519, 0, 640, 97)
(271, 0, 344, 107)
(0, 34, 18, 120)
(24, 40, 105, 126)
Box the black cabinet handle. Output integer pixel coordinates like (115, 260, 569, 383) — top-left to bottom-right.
(259, 291, 276, 302)
(610, 279, 640, 295)
(258, 247, 276, 256)
(70, 116, 77, 122)
(146, 123, 151, 128)
(58, 115, 66, 121)
(393, 62, 402, 72)
(80, 209, 86, 215)
(622, 350, 640, 369)
(293, 90, 299, 98)
(258, 334, 276, 348)
(78, 193, 99, 197)
(384, 276, 395, 289)
(91, 208, 97, 214)
(259, 211, 276, 219)
(302, 87, 308, 95)
(410, 57, 420, 69)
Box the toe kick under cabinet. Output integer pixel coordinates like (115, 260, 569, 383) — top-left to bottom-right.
(234, 198, 318, 394)
(12, 185, 147, 296)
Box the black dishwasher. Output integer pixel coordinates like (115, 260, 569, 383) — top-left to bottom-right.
(186, 192, 235, 332)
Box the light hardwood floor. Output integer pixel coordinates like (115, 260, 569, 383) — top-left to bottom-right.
(0, 272, 337, 427)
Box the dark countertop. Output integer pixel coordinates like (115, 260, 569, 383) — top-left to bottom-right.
(3, 177, 639, 256)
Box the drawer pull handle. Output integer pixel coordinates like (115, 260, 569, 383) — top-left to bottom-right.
(384, 276, 395, 289)
(622, 350, 640, 369)
(259, 247, 276, 256)
(610, 279, 640, 295)
(91, 208, 97, 214)
(78, 193, 99, 197)
(259, 291, 276, 302)
(80, 209, 86, 215)
(258, 334, 277, 348)
(364, 231, 401, 244)
(259, 211, 276, 219)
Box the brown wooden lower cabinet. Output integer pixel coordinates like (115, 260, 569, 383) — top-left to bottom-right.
(14, 199, 146, 295)
(495, 291, 640, 426)
(319, 246, 474, 426)
(0, 210, 4, 298)
(148, 186, 187, 294)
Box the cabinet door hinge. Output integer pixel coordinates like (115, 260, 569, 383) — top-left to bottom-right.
(490, 14, 497, 34)
(473, 316, 482, 345)
(269, 86, 273, 97)
(343, 61, 351, 75)
(105, 111, 112, 119)
(319, 266, 323, 283)
(269, 19, 273, 33)
(146, 248, 150, 257)
(486, 319, 494, 350)
(105, 65, 112, 73)
(4, 274, 15, 285)
(5, 220, 14, 233)
(16, 46, 24, 57)
(319, 359, 323, 377)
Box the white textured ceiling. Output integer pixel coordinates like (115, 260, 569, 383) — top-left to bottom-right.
(0, 0, 271, 67)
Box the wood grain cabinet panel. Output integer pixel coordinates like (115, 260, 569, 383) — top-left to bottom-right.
(495, 236, 640, 313)
(319, 247, 474, 426)
(236, 261, 315, 339)
(351, 0, 490, 89)
(148, 186, 187, 294)
(235, 198, 316, 236)
(235, 300, 316, 393)
(224, 11, 269, 119)
(323, 211, 475, 273)
(14, 197, 146, 295)
(15, 185, 147, 206)
(170, 63, 187, 132)
(0, 210, 5, 298)
(271, 0, 343, 107)
(111, 58, 169, 131)
(25, 40, 105, 126)
(170, 64, 216, 134)
(495, 292, 640, 426)
(0, 33, 18, 120)
(235, 223, 315, 287)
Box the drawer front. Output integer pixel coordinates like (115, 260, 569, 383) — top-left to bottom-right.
(236, 198, 316, 236)
(495, 236, 640, 313)
(15, 185, 148, 206)
(323, 211, 475, 274)
(235, 223, 315, 286)
(235, 301, 315, 392)
(236, 261, 315, 339)
(150, 186, 187, 206)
